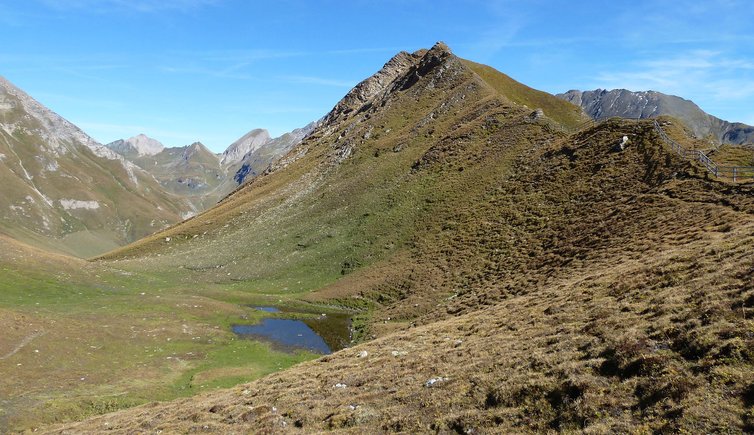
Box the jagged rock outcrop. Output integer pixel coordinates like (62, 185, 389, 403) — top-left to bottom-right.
(319, 48, 427, 134)
(559, 89, 754, 145)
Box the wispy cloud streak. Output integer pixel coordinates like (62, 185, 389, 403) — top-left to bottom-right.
(280, 76, 356, 88)
(594, 50, 754, 101)
(37, 0, 218, 13)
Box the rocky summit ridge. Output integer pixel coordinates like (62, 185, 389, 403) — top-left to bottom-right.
(106, 133, 166, 157)
(0, 75, 102, 152)
(559, 88, 754, 146)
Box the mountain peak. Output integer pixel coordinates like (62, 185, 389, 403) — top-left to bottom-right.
(221, 128, 271, 166)
(428, 41, 451, 55)
(125, 134, 165, 156)
(319, 48, 427, 132)
(558, 88, 754, 145)
(181, 141, 212, 161)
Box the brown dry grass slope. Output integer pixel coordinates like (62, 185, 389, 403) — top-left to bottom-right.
(42, 44, 754, 433)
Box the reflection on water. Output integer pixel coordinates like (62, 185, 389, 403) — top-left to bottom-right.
(253, 306, 281, 313)
(233, 308, 351, 354)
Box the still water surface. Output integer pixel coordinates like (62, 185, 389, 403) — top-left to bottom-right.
(232, 308, 351, 354)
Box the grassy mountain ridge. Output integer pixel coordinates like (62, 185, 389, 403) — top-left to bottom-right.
(465, 59, 586, 129)
(10, 43, 754, 432)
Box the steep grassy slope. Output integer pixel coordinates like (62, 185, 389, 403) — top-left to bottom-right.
(465, 59, 586, 130)
(0, 77, 193, 257)
(19, 44, 754, 432)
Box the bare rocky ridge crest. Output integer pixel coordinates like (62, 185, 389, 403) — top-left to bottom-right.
(559, 88, 754, 146)
(220, 128, 271, 167)
(319, 48, 427, 135)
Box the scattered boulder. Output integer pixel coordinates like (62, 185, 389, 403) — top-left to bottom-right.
(425, 377, 446, 387)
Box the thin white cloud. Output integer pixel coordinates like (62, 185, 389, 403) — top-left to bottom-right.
(157, 65, 256, 80)
(593, 50, 754, 101)
(33, 93, 124, 110)
(220, 105, 319, 115)
(280, 76, 356, 88)
(37, 0, 218, 13)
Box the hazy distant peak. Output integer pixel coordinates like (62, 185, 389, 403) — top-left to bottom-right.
(221, 128, 271, 166)
(558, 89, 754, 146)
(126, 134, 165, 156)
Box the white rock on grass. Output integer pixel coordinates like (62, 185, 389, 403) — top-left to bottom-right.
(425, 377, 446, 387)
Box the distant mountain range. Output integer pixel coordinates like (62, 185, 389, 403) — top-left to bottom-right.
(0, 75, 311, 256)
(105, 135, 227, 211)
(105, 125, 316, 209)
(558, 89, 754, 146)
(3, 75, 751, 260)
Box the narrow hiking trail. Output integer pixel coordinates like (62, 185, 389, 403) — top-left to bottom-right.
(0, 330, 47, 360)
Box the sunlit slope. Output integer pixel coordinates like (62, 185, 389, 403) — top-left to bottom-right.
(53, 117, 754, 433)
(0, 77, 193, 257)
(0, 234, 321, 430)
(46, 43, 754, 432)
(463, 59, 587, 129)
(96, 43, 585, 299)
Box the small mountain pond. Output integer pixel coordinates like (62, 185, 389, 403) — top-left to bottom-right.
(231, 306, 351, 354)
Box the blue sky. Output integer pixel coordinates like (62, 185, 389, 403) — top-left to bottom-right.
(1, 0, 753, 152)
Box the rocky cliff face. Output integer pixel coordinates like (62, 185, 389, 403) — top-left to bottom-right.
(559, 89, 754, 146)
